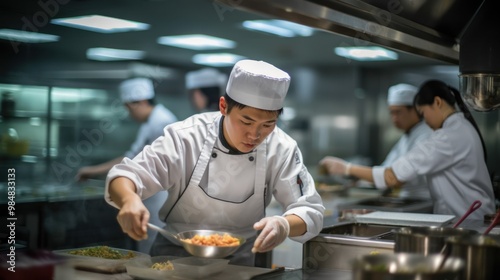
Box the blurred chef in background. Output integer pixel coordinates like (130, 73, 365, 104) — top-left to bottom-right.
(105, 60, 324, 266)
(185, 68, 227, 112)
(378, 83, 432, 199)
(319, 80, 495, 220)
(322, 84, 432, 199)
(76, 77, 178, 252)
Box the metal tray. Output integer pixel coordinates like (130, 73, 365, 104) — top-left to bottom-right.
(54, 246, 149, 274)
(355, 211, 455, 227)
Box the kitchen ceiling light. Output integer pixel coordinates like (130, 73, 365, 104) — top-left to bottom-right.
(332, 116, 357, 129)
(51, 15, 150, 33)
(86, 48, 145, 61)
(334, 46, 398, 61)
(157, 34, 236, 50)
(192, 53, 246, 67)
(0, 29, 59, 43)
(242, 20, 314, 37)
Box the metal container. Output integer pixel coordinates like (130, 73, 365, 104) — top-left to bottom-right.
(352, 253, 465, 280)
(446, 234, 500, 280)
(303, 222, 397, 270)
(393, 226, 478, 255)
(321, 222, 397, 240)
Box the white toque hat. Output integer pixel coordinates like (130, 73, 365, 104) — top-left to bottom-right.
(186, 68, 227, 90)
(226, 60, 290, 110)
(387, 83, 418, 106)
(119, 77, 155, 103)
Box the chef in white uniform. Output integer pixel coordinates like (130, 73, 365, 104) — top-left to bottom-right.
(320, 80, 495, 220)
(105, 60, 325, 266)
(185, 68, 227, 112)
(77, 77, 178, 253)
(379, 84, 432, 199)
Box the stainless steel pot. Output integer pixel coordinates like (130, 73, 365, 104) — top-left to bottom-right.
(393, 227, 478, 255)
(446, 234, 500, 280)
(352, 253, 465, 280)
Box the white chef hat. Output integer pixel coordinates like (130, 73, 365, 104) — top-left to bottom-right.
(226, 60, 290, 110)
(387, 83, 418, 106)
(185, 68, 227, 90)
(119, 77, 155, 103)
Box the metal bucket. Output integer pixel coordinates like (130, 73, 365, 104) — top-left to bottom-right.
(352, 253, 465, 280)
(393, 226, 478, 255)
(446, 234, 500, 280)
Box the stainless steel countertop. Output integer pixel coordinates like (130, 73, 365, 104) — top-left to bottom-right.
(0, 182, 105, 204)
(56, 266, 353, 280)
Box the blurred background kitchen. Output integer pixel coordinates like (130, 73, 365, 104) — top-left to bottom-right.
(1, 0, 499, 268)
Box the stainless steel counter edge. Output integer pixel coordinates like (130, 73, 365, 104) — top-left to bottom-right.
(310, 234, 394, 249)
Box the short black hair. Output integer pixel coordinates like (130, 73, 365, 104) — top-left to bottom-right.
(223, 93, 284, 116)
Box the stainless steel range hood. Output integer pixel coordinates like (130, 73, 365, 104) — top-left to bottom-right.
(216, 0, 500, 111)
(216, 0, 484, 63)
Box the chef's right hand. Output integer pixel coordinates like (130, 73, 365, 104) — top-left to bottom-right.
(319, 156, 348, 175)
(116, 196, 150, 241)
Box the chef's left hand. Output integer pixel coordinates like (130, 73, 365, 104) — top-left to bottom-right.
(252, 216, 290, 253)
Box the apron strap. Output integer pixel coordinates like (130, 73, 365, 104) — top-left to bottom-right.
(188, 116, 219, 186)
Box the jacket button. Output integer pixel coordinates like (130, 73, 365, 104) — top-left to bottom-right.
(249, 156, 254, 161)
(212, 152, 217, 158)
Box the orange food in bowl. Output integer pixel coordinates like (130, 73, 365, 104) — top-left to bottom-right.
(181, 233, 240, 247)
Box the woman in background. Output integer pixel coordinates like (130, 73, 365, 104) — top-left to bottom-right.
(320, 80, 495, 220)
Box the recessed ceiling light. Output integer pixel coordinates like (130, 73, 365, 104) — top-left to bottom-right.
(192, 53, 246, 67)
(157, 34, 236, 50)
(51, 15, 150, 33)
(86, 48, 145, 61)
(0, 29, 59, 43)
(242, 20, 314, 37)
(332, 115, 357, 129)
(334, 46, 398, 61)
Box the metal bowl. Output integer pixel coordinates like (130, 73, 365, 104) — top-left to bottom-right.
(393, 226, 478, 255)
(446, 234, 500, 280)
(352, 253, 465, 280)
(176, 230, 246, 259)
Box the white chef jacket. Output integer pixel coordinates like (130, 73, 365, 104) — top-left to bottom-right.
(381, 121, 432, 199)
(392, 113, 495, 220)
(106, 112, 324, 243)
(124, 104, 177, 159)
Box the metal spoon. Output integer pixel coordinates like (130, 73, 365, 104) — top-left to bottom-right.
(147, 223, 181, 241)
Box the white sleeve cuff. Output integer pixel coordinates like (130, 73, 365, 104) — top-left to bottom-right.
(372, 166, 387, 189)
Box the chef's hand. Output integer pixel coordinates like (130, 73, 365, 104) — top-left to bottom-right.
(252, 216, 290, 253)
(75, 166, 94, 181)
(319, 156, 349, 175)
(116, 197, 150, 241)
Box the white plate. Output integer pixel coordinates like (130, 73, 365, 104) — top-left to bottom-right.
(355, 211, 455, 227)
